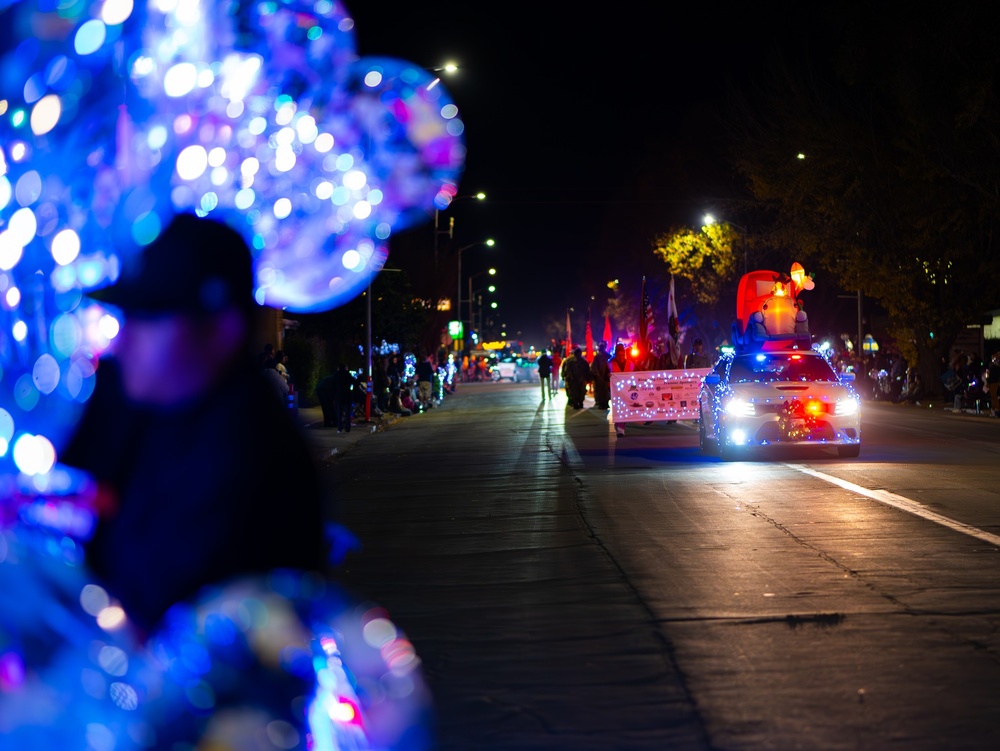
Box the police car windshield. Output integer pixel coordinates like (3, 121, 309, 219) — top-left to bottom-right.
(729, 353, 837, 383)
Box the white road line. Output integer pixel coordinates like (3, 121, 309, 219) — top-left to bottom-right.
(786, 464, 1000, 548)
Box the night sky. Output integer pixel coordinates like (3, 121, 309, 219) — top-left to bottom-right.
(345, 2, 829, 346)
(0, 2, 837, 348)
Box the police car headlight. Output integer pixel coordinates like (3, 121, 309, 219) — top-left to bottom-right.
(835, 398, 859, 416)
(725, 398, 756, 417)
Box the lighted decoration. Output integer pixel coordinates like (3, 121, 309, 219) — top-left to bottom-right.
(0, 2, 448, 744)
(609, 368, 711, 424)
(731, 264, 815, 352)
(122, 3, 465, 311)
(0, 524, 153, 750)
(143, 573, 432, 751)
(1, 0, 465, 473)
(789, 261, 815, 295)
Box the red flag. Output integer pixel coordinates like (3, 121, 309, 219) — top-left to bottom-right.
(584, 317, 594, 362)
(603, 313, 612, 348)
(565, 309, 572, 353)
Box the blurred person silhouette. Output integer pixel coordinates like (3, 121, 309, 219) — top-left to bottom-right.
(274, 349, 290, 383)
(550, 349, 562, 395)
(590, 341, 611, 409)
(62, 213, 326, 633)
(262, 353, 290, 406)
(332, 362, 359, 432)
(611, 342, 634, 436)
(684, 338, 712, 369)
(562, 346, 591, 409)
(415, 354, 434, 410)
(257, 342, 275, 369)
(536, 349, 553, 400)
(986, 351, 1000, 417)
(893, 366, 923, 405)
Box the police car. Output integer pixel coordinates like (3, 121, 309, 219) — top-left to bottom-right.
(698, 348, 862, 460)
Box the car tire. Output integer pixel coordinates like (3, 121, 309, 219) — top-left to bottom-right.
(837, 444, 861, 458)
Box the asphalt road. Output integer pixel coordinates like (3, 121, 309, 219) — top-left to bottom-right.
(314, 383, 1000, 750)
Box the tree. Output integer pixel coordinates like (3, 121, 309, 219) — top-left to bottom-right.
(646, 224, 743, 351)
(651, 223, 739, 304)
(289, 269, 433, 382)
(728, 4, 1000, 391)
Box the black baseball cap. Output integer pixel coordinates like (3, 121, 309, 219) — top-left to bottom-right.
(92, 213, 254, 317)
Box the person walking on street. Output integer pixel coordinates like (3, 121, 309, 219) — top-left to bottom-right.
(536, 350, 553, 400)
(562, 346, 591, 409)
(590, 341, 611, 409)
(684, 338, 712, 369)
(611, 342, 635, 436)
(550, 349, 562, 397)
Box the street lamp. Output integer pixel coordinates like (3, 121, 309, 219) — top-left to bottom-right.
(426, 61, 460, 90)
(468, 267, 496, 338)
(456, 239, 495, 344)
(478, 282, 497, 335)
(434, 191, 485, 271)
(703, 213, 748, 275)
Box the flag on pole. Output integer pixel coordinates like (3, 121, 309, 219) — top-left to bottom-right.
(639, 276, 654, 354)
(666, 274, 681, 366)
(603, 313, 612, 349)
(584, 315, 594, 363)
(565, 309, 572, 354)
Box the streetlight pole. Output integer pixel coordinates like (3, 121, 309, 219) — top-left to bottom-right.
(455, 239, 495, 345)
(433, 213, 454, 273)
(478, 282, 496, 336)
(434, 192, 485, 273)
(467, 268, 496, 341)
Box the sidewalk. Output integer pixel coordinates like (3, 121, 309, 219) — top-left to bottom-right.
(876, 396, 999, 420)
(296, 400, 417, 463)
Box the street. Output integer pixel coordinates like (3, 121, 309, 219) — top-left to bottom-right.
(317, 382, 1000, 750)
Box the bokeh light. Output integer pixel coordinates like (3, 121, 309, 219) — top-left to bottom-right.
(1, 0, 465, 482)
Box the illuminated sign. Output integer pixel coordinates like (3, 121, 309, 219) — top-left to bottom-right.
(448, 320, 464, 338)
(610, 369, 713, 423)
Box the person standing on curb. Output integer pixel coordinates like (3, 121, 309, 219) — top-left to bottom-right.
(415, 354, 434, 411)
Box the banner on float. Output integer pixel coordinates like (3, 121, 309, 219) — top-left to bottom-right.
(610, 368, 713, 423)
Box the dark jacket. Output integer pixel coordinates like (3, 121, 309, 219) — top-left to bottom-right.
(62, 359, 326, 632)
(536, 354, 553, 378)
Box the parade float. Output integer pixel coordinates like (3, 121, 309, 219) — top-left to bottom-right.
(609, 263, 822, 429)
(697, 264, 863, 459)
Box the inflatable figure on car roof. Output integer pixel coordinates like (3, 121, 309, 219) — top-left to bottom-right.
(731, 262, 816, 353)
